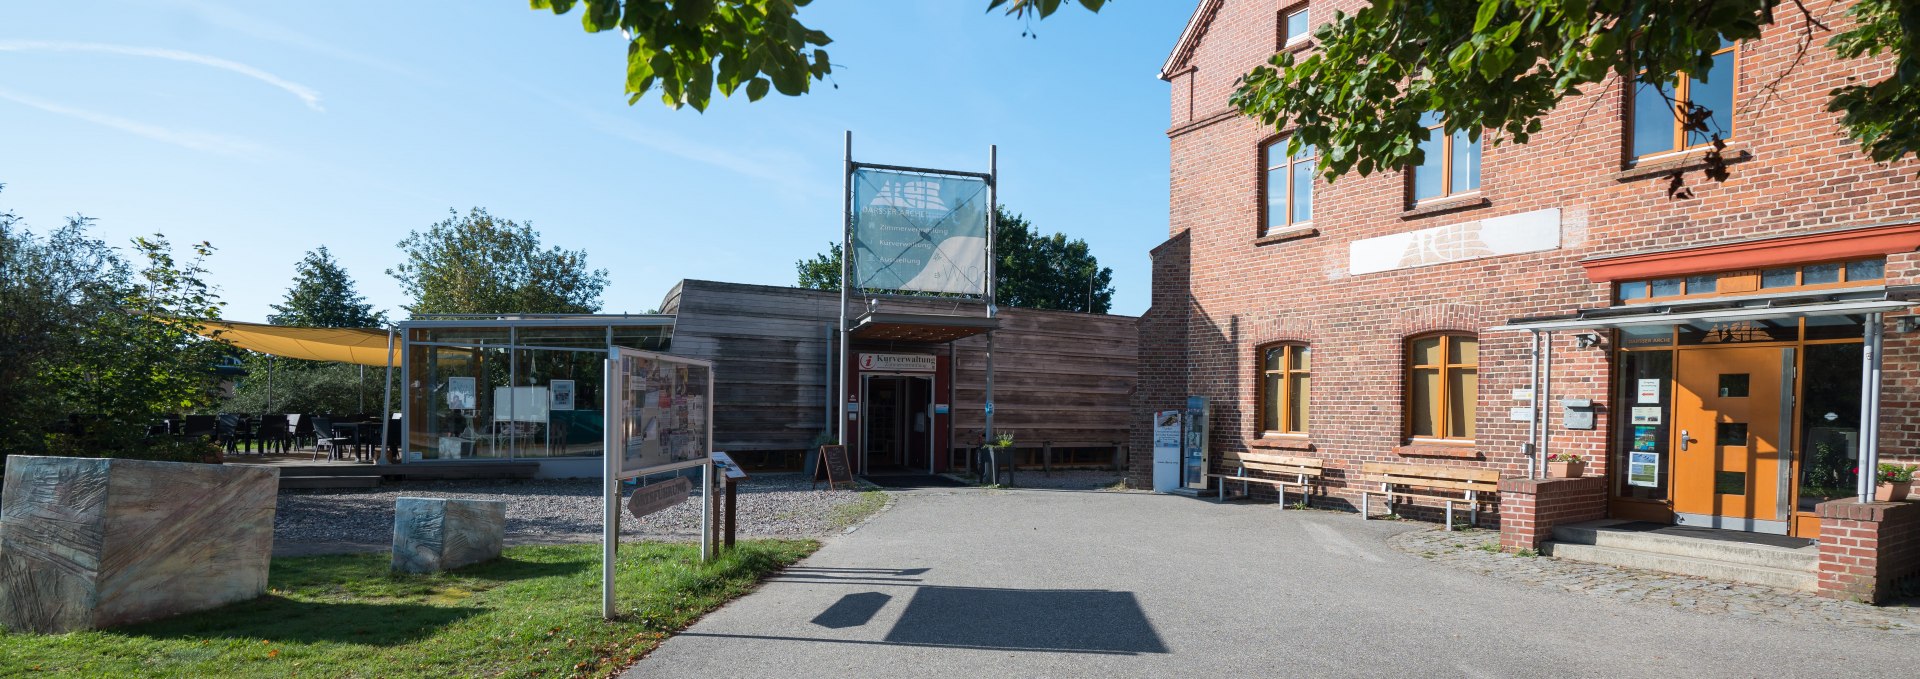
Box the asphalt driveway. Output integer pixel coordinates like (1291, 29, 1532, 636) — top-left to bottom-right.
(626, 487, 1915, 677)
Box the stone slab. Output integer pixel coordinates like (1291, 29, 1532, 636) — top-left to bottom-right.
(0, 456, 279, 633)
(390, 497, 506, 574)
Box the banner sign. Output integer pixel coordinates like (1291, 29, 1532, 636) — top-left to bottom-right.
(859, 353, 937, 372)
(610, 348, 714, 480)
(851, 168, 990, 294)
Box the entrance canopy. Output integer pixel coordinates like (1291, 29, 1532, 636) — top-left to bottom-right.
(1488, 293, 1914, 332)
(198, 320, 396, 367)
(850, 311, 999, 343)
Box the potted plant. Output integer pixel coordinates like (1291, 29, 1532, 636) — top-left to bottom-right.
(1874, 462, 1915, 502)
(980, 431, 1016, 484)
(1547, 452, 1586, 478)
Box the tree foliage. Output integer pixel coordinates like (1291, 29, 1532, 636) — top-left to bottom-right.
(795, 205, 1115, 314)
(1, 184, 228, 460)
(1231, 0, 1920, 190)
(530, 0, 1104, 111)
(269, 246, 387, 328)
(222, 356, 396, 417)
(390, 208, 609, 316)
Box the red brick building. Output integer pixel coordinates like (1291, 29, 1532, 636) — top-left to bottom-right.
(1135, 0, 1920, 601)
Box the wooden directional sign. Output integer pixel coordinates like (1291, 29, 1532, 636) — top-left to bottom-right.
(814, 445, 852, 489)
(628, 477, 692, 519)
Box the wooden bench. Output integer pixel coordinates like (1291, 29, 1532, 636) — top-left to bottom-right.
(1355, 462, 1500, 530)
(1209, 452, 1324, 509)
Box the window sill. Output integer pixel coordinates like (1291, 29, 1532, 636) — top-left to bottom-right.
(1282, 37, 1316, 54)
(1255, 225, 1318, 246)
(1616, 144, 1753, 182)
(1394, 441, 1479, 459)
(1250, 435, 1314, 451)
(1400, 193, 1490, 219)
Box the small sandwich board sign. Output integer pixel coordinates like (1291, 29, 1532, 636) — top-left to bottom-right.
(813, 445, 853, 489)
(628, 477, 692, 519)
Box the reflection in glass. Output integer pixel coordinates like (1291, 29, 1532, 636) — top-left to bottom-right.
(1761, 268, 1798, 288)
(1633, 78, 1678, 156)
(1802, 262, 1841, 286)
(1649, 278, 1683, 298)
(1686, 50, 1736, 147)
(1846, 258, 1885, 281)
(1615, 350, 1672, 501)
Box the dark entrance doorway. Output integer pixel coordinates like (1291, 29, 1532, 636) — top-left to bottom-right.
(861, 375, 933, 474)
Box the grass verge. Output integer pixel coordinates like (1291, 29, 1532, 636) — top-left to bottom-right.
(827, 489, 889, 531)
(1, 539, 816, 678)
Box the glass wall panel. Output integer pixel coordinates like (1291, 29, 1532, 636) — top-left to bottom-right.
(1615, 350, 1672, 501)
(406, 344, 508, 460)
(1800, 343, 1862, 511)
(513, 346, 606, 458)
(612, 327, 671, 351)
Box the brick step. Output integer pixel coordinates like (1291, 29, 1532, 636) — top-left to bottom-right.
(1550, 520, 1816, 572)
(280, 475, 381, 490)
(1541, 541, 1817, 591)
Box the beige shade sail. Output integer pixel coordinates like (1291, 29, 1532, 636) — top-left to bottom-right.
(196, 319, 396, 367)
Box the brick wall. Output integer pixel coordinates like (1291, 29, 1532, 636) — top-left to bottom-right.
(1499, 477, 1609, 552)
(1141, 0, 1920, 524)
(1815, 500, 1920, 603)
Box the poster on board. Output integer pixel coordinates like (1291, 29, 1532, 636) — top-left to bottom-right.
(447, 377, 477, 411)
(550, 380, 575, 411)
(1630, 406, 1661, 425)
(850, 168, 991, 295)
(1637, 379, 1661, 404)
(1631, 425, 1660, 452)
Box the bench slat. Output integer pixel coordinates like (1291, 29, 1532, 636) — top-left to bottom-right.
(1360, 461, 1499, 483)
(1355, 475, 1498, 493)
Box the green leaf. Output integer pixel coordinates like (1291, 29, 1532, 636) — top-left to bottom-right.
(1474, 0, 1501, 32)
(746, 77, 770, 101)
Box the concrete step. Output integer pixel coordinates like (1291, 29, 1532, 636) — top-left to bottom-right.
(1541, 541, 1816, 591)
(1550, 521, 1816, 572)
(280, 475, 381, 490)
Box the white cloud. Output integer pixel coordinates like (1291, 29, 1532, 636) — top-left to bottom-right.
(0, 40, 324, 111)
(0, 87, 265, 156)
(161, 0, 425, 83)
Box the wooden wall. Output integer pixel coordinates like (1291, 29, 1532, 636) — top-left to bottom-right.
(663, 279, 1138, 456)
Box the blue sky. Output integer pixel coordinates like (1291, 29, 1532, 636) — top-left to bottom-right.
(0, 1, 1189, 322)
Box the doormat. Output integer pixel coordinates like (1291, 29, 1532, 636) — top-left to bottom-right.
(860, 475, 972, 489)
(1609, 521, 1815, 549)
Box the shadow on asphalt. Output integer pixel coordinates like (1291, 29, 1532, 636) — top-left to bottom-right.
(691, 566, 1169, 655)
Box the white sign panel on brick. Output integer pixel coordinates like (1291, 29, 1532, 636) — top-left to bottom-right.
(1349, 208, 1561, 275)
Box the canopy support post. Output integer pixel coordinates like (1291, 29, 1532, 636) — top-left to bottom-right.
(378, 327, 395, 467)
(1859, 313, 1884, 502)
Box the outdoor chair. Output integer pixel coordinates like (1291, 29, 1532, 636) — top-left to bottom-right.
(254, 416, 290, 454)
(215, 414, 243, 453)
(382, 415, 403, 462)
(311, 416, 343, 461)
(332, 423, 365, 462)
(181, 415, 216, 439)
(290, 414, 315, 450)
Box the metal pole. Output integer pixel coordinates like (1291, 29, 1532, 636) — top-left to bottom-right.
(359, 364, 365, 413)
(1859, 313, 1884, 502)
(700, 462, 713, 561)
(379, 328, 395, 466)
(1527, 330, 1541, 479)
(724, 478, 737, 549)
(984, 144, 998, 452)
(266, 356, 274, 415)
(1540, 331, 1554, 478)
(838, 131, 852, 449)
(601, 356, 618, 620)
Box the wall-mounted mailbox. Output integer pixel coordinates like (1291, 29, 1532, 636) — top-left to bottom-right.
(1562, 398, 1595, 430)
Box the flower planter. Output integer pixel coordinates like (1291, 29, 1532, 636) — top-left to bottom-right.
(1875, 481, 1912, 502)
(1548, 460, 1586, 479)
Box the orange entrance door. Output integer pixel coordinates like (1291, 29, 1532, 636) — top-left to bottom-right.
(1671, 346, 1792, 533)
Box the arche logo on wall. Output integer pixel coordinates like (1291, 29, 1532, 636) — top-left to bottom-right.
(851, 168, 989, 295)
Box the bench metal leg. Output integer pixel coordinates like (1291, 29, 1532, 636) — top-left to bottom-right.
(1219, 480, 1226, 501)
(1468, 490, 1478, 528)
(1360, 493, 1369, 520)
(1445, 500, 1455, 531)
(1277, 485, 1286, 510)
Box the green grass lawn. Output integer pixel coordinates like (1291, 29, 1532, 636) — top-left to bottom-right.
(1, 540, 816, 678)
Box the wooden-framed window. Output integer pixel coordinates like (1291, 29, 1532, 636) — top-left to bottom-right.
(1616, 257, 1887, 304)
(1262, 138, 1316, 234)
(1407, 334, 1477, 441)
(1411, 112, 1481, 202)
(1259, 343, 1311, 434)
(1631, 40, 1737, 158)
(1281, 5, 1311, 45)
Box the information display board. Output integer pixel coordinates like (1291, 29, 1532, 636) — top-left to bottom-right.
(608, 348, 714, 480)
(850, 168, 990, 295)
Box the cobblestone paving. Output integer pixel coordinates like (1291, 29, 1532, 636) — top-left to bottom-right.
(1391, 527, 1920, 635)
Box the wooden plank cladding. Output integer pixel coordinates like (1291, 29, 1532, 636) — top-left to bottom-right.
(660, 280, 1139, 463)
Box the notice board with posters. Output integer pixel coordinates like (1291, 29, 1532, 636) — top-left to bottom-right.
(609, 348, 714, 480)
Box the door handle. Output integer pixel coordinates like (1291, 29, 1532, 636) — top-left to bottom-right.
(1679, 429, 1698, 451)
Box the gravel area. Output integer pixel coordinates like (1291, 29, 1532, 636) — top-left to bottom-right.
(1393, 526, 1920, 634)
(274, 472, 880, 555)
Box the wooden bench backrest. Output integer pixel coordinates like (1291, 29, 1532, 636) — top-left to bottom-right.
(1359, 462, 1500, 492)
(1233, 452, 1324, 477)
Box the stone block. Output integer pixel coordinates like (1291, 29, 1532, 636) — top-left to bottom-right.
(390, 497, 506, 573)
(0, 456, 279, 633)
